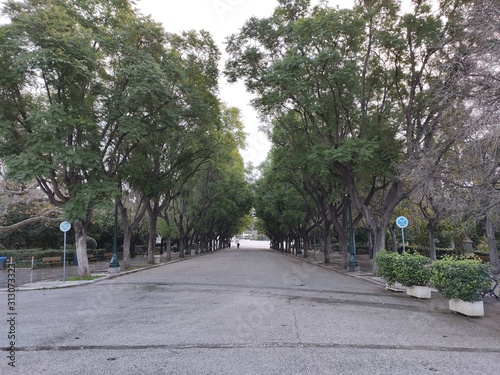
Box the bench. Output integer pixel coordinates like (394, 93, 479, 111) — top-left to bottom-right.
(42, 256, 62, 266)
(100, 252, 122, 261)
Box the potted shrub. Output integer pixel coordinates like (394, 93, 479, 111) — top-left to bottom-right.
(394, 252, 432, 299)
(375, 250, 405, 292)
(430, 256, 491, 316)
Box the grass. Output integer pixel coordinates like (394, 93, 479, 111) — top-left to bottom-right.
(66, 275, 104, 281)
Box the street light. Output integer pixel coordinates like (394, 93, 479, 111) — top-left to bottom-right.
(108, 200, 120, 273)
(346, 193, 360, 272)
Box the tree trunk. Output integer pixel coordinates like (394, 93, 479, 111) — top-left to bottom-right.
(322, 225, 331, 264)
(340, 234, 349, 270)
(374, 226, 387, 254)
(178, 228, 185, 258)
(147, 212, 157, 264)
(200, 237, 206, 253)
(73, 221, 90, 277)
(486, 212, 499, 276)
(122, 229, 132, 269)
(389, 225, 398, 252)
(119, 201, 147, 269)
(372, 226, 387, 275)
(295, 234, 300, 256)
(368, 229, 373, 259)
(166, 235, 172, 261)
(302, 236, 308, 258)
(428, 224, 437, 261)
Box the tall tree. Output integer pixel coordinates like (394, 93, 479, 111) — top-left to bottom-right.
(123, 29, 222, 263)
(226, 0, 477, 273)
(0, 0, 168, 275)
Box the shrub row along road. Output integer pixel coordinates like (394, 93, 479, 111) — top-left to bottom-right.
(2, 240, 500, 374)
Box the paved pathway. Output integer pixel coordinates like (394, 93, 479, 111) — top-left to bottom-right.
(0, 241, 499, 374)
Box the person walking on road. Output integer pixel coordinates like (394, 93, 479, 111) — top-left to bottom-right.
(237, 242, 240, 249)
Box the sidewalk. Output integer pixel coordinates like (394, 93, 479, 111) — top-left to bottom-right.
(283, 249, 500, 330)
(0, 252, 192, 291)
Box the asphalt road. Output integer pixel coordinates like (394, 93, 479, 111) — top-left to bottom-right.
(1, 240, 500, 374)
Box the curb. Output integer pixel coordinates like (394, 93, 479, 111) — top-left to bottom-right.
(274, 249, 385, 287)
(1, 250, 221, 292)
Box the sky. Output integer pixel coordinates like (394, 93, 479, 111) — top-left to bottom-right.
(136, 0, 355, 168)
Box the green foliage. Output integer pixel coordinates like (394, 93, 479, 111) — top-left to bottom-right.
(0, 203, 61, 249)
(394, 251, 431, 287)
(66, 275, 103, 281)
(86, 236, 97, 250)
(375, 250, 399, 285)
(430, 256, 491, 302)
(0, 248, 76, 261)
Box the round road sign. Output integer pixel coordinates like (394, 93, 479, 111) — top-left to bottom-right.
(59, 221, 71, 232)
(396, 216, 408, 229)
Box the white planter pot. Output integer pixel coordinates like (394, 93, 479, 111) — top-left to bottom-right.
(449, 299, 484, 317)
(406, 285, 431, 299)
(385, 282, 405, 292)
(154, 255, 162, 264)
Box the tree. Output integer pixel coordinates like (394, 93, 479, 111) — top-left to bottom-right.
(455, 0, 500, 274)
(0, 179, 63, 237)
(177, 105, 251, 256)
(226, 0, 478, 274)
(120, 29, 223, 264)
(413, 0, 500, 272)
(0, 0, 171, 275)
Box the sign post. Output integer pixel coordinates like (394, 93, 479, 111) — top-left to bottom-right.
(396, 216, 408, 252)
(59, 221, 71, 282)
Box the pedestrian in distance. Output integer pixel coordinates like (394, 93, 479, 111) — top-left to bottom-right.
(237, 242, 240, 249)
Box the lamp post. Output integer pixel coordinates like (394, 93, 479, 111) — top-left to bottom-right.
(347, 193, 360, 272)
(108, 201, 120, 273)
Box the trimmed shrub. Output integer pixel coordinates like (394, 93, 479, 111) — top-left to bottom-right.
(375, 250, 400, 285)
(430, 256, 491, 302)
(394, 252, 431, 287)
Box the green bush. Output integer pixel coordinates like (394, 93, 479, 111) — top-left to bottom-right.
(394, 252, 431, 287)
(86, 236, 98, 250)
(375, 250, 400, 285)
(0, 249, 75, 261)
(430, 256, 491, 302)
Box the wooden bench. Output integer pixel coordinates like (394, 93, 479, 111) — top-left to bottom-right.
(42, 256, 62, 266)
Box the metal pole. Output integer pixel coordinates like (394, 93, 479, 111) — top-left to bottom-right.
(347, 194, 360, 272)
(109, 202, 120, 270)
(63, 231, 67, 283)
(402, 228, 405, 253)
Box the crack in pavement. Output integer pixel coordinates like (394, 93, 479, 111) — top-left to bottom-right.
(4, 342, 500, 353)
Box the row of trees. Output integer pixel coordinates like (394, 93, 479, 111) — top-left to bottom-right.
(0, 0, 252, 276)
(228, 0, 499, 273)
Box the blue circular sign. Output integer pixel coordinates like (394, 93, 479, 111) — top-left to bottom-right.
(396, 216, 408, 229)
(59, 221, 71, 232)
